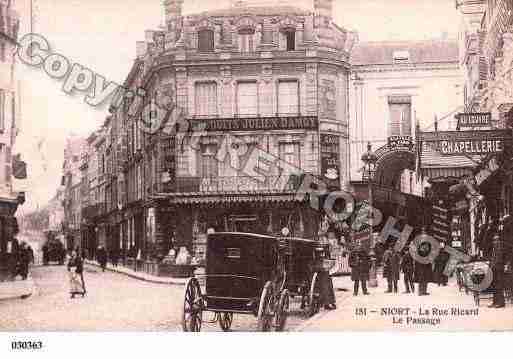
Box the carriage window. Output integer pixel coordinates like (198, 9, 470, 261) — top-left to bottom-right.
(226, 248, 241, 259)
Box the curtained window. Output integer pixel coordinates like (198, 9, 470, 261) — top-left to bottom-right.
(388, 96, 411, 136)
(278, 80, 299, 115)
(239, 29, 255, 53)
(237, 82, 258, 116)
(195, 82, 217, 117)
(198, 144, 218, 178)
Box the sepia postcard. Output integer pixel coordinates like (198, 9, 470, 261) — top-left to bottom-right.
(1, 1, 513, 347)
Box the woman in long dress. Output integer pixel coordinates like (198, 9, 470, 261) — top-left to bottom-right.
(68, 250, 86, 298)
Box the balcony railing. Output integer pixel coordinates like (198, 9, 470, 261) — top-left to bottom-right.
(174, 175, 303, 194)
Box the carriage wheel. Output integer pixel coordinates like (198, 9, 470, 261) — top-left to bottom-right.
(274, 289, 289, 332)
(218, 312, 233, 332)
(257, 281, 275, 332)
(303, 272, 321, 317)
(181, 278, 204, 332)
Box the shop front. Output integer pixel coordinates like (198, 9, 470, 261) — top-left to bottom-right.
(164, 193, 316, 266)
(0, 197, 21, 281)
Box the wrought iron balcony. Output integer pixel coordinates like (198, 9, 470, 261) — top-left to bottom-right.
(174, 175, 303, 194)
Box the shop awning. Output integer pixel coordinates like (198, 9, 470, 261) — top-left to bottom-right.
(420, 148, 477, 180)
(156, 192, 306, 205)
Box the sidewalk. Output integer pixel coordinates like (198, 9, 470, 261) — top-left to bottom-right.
(84, 260, 187, 285)
(0, 277, 35, 301)
(298, 276, 513, 331)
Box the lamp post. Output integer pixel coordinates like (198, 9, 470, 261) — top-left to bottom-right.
(361, 142, 378, 287)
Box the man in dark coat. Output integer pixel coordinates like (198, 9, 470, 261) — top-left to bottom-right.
(17, 242, 30, 280)
(349, 245, 370, 296)
(489, 236, 505, 308)
(383, 247, 401, 293)
(433, 249, 450, 286)
(414, 242, 433, 296)
(401, 249, 415, 294)
(96, 246, 107, 272)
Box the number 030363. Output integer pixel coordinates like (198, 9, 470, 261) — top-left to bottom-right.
(11, 341, 43, 350)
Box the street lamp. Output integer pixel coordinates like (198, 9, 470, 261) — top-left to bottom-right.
(361, 142, 378, 287)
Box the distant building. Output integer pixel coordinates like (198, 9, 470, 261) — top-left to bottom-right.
(62, 136, 86, 251)
(0, 0, 24, 280)
(349, 39, 464, 192)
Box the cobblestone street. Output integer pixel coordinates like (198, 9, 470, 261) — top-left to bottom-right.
(0, 265, 346, 331)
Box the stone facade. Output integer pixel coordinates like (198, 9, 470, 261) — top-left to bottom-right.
(349, 39, 464, 194)
(63, 0, 356, 272)
(0, 0, 24, 280)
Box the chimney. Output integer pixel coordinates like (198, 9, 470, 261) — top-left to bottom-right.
(314, 0, 333, 18)
(163, 0, 184, 44)
(164, 0, 183, 25)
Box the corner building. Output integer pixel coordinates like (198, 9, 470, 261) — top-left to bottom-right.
(113, 0, 357, 267)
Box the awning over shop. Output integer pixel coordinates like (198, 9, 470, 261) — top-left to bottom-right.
(420, 148, 477, 180)
(158, 192, 305, 205)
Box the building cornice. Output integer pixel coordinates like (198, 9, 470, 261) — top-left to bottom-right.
(352, 61, 460, 74)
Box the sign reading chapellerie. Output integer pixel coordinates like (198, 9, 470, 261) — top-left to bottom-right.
(440, 139, 503, 155)
(188, 116, 318, 132)
(456, 112, 491, 128)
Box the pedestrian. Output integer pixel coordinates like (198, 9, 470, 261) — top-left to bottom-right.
(17, 242, 29, 280)
(383, 246, 400, 293)
(401, 249, 415, 294)
(414, 241, 433, 296)
(97, 245, 107, 272)
(489, 235, 505, 308)
(110, 248, 119, 267)
(348, 243, 370, 296)
(67, 250, 86, 298)
(316, 246, 337, 310)
(433, 248, 449, 286)
(27, 245, 34, 265)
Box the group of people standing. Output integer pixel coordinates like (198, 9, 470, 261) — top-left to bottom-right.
(349, 243, 450, 296)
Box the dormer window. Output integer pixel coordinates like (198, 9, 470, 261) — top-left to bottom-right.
(280, 29, 296, 51)
(393, 50, 410, 63)
(198, 29, 214, 52)
(238, 28, 255, 54)
(286, 30, 296, 51)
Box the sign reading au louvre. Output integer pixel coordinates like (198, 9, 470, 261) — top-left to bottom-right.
(455, 112, 491, 128)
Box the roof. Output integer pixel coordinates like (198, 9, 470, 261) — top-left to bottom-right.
(351, 39, 459, 66)
(195, 5, 310, 17)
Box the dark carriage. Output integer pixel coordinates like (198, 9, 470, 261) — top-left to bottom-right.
(181, 232, 290, 332)
(280, 237, 332, 317)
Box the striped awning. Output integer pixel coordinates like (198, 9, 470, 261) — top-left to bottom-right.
(420, 148, 477, 180)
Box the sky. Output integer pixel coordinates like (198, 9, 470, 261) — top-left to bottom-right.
(12, 0, 461, 214)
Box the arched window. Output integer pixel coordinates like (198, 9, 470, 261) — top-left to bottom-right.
(238, 28, 255, 53)
(198, 29, 214, 52)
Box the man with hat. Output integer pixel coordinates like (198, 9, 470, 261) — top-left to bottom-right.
(489, 234, 506, 308)
(348, 241, 371, 296)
